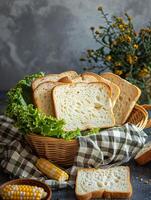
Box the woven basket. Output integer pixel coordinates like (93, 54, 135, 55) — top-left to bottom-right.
(25, 104, 150, 167)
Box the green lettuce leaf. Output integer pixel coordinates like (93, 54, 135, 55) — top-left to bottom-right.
(6, 72, 66, 138)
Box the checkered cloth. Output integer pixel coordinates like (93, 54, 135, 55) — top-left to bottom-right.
(0, 115, 147, 189)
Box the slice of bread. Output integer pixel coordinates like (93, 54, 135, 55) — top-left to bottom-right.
(135, 141, 151, 165)
(33, 81, 61, 116)
(83, 72, 120, 107)
(101, 73, 141, 125)
(32, 71, 78, 90)
(75, 166, 132, 200)
(52, 82, 115, 131)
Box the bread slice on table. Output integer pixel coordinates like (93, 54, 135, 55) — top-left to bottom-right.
(33, 81, 61, 116)
(100, 72, 141, 125)
(75, 166, 132, 200)
(135, 141, 151, 165)
(52, 82, 115, 131)
(83, 72, 120, 107)
(32, 71, 78, 90)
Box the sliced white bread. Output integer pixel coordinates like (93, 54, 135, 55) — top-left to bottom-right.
(33, 81, 61, 116)
(135, 141, 151, 165)
(75, 166, 132, 200)
(83, 72, 120, 107)
(32, 71, 78, 90)
(101, 72, 141, 125)
(52, 82, 115, 131)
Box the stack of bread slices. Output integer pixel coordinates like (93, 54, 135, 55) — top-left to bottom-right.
(32, 71, 141, 132)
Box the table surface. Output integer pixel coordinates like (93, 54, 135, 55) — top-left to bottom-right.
(0, 92, 151, 200)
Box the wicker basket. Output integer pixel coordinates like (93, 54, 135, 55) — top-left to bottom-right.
(25, 104, 150, 167)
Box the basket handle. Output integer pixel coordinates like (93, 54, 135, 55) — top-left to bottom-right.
(142, 104, 151, 129)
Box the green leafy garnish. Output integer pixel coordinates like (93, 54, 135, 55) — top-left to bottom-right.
(6, 72, 66, 138)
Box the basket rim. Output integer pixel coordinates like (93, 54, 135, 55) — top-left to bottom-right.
(25, 134, 77, 142)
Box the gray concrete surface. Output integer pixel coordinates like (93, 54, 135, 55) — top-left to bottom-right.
(0, 0, 151, 90)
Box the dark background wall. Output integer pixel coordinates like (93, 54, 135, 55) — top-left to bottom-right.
(0, 0, 151, 90)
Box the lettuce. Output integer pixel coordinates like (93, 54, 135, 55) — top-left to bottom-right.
(6, 72, 82, 139)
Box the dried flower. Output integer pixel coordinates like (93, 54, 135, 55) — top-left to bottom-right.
(133, 44, 139, 49)
(80, 6, 151, 103)
(138, 68, 150, 77)
(127, 55, 138, 64)
(125, 35, 131, 43)
(114, 70, 123, 75)
(105, 55, 112, 62)
(118, 24, 125, 31)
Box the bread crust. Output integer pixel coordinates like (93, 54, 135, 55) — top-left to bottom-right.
(52, 82, 115, 131)
(81, 74, 98, 82)
(135, 148, 151, 165)
(32, 71, 78, 91)
(75, 167, 132, 200)
(33, 81, 61, 116)
(58, 76, 73, 83)
(101, 72, 141, 124)
(58, 74, 99, 84)
(83, 72, 120, 107)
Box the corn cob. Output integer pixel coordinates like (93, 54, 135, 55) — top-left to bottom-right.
(0, 184, 47, 200)
(36, 158, 69, 182)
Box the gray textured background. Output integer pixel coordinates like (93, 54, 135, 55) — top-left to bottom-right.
(0, 0, 151, 90)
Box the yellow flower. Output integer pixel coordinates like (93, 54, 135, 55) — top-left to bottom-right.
(133, 44, 139, 49)
(117, 35, 132, 43)
(134, 56, 138, 62)
(127, 55, 137, 64)
(118, 24, 125, 31)
(138, 68, 150, 78)
(125, 35, 131, 43)
(127, 55, 133, 64)
(105, 55, 112, 62)
(114, 70, 123, 75)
